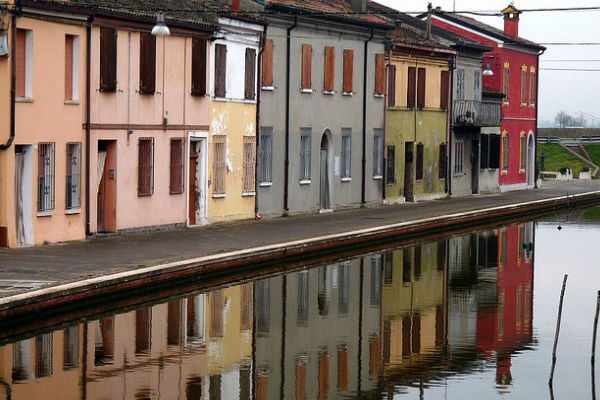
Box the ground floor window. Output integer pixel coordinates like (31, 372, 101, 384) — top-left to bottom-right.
(259, 128, 273, 184)
(373, 130, 383, 178)
(66, 142, 81, 209)
(454, 140, 464, 175)
(341, 129, 352, 179)
(38, 142, 55, 212)
(502, 130, 509, 172)
(169, 138, 185, 194)
(138, 137, 154, 196)
(300, 129, 311, 182)
(243, 136, 256, 194)
(416, 142, 424, 180)
(386, 145, 395, 184)
(480, 134, 500, 169)
(213, 135, 227, 196)
(520, 131, 527, 171)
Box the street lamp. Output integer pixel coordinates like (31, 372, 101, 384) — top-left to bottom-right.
(151, 11, 170, 36)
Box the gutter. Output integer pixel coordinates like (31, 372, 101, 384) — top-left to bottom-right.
(85, 16, 92, 236)
(284, 16, 297, 213)
(0, 13, 16, 151)
(447, 55, 456, 195)
(255, 23, 267, 218)
(361, 27, 374, 205)
(534, 47, 546, 188)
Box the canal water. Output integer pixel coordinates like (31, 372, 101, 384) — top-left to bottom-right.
(1, 209, 599, 399)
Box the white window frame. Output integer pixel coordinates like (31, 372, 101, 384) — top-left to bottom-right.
(341, 128, 351, 181)
(299, 130, 311, 183)
(66, 142, 81, 212)
(259, 128, 273, 186)
(373, 129, 383, 178)
(37, 142, 55, 214)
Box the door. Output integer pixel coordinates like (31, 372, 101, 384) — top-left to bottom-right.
(404, 142, 414, 202)
(97, 141, 117, 233)
(189, 139, 207, 225)
(320, 134, 330, 210)
(471, 139, 479, 194)
(15, 145, 33, 246)
(527, 133, 535, 186)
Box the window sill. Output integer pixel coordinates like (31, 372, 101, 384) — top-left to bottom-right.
(212, 193, 226, 198)
(242, 191, 256, 197)
(37, 210, 53, 217)
(299, 179, 311, 185)
(64, 100, 80, 105)
(373, 94, 384, 99)
(300, 88, 313, 94)
(323, 90, 335, 95)
(341, 177, 351, 182)
(65, 208, 81, 215)
(373, 175, 383, 180)
(16, 97, 34, 103)
(259, 182, 273, 187)
(342, 92, 353, 97)
(261, 86, 275, 91)
(519, 169, 526, 174)
(501, 169, 508, 175)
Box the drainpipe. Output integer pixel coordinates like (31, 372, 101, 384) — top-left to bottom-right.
(255, 24, 267, 218)
(85, 16, 93, 236)
(361, 27, 374, 206)
(534, 47, 545, 189)
(382, 48, 392, 201)
(284, 16, 297, 214)
(0, 379, 11, 400)
(447, 55, 456, 195)
(0, 13, 16, 151)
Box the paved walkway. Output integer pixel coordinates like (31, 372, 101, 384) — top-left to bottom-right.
(1, 180, 600, 300)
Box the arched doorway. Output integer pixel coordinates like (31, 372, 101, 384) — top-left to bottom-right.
(320, 132, 331, 210)
(527, 131, 535, 187)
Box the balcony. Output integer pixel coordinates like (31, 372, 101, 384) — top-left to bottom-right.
(453, 100, 502, 127)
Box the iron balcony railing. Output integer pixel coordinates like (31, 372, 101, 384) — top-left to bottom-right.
(453, 100, 502, 127)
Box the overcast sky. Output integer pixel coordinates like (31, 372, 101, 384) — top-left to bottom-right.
(375, 0, 600, 126)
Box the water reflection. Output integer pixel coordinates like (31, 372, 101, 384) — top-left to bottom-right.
(0, 220, 559, 399)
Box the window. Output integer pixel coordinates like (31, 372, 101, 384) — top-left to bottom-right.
(38, 142, 55, 212)
(324, 46, 335, 93)
(65, 35, 80, 101)
(455, 68, 465, 100)
(407, 66, 416, 108)
(375, 53, 385, 96)
(373, 129, 383, 178)
(440, 70, 450, 110)
(386, 145, 395, 184)
(139, 32, 156, 94)
(259, 128, 273, 184)
(481, 134, 500, 169)
(520, 131, 527, 171)
(503, 62, 510, 104)
(387, 64, 396, 107)
(213, 135, 227, 195)
(138, 138, 154, 196)
(416, 142, 424, 180)
(341, 129, 352, 179)
(343, 49, 353, 94)
(191, 38, 207, 96)
(16, 29, 33, 98)
(66, 142, 81, 210)
(261, 38, 274, 88)
(35, 333, 53, 378)
(417, 67, 426, 109)
(100, 27, 117, 92)
(301, 43, 312, 91)
(169, 138, 184, 194)
(214, 44, 227, 98)
(454, 140, 464, 175)
(243, 136, 256, 194)
(300, 129, 311, 182)
(529, 67, 536, 106)
(502, 130, 509, 172)
(474, 69, 481, 101)
(438, 143, 446, 179)
(244, 48, 256, 100)
(521, 65, 527, 105)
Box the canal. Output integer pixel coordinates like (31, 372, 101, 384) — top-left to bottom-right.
(0, 208, 599, 399)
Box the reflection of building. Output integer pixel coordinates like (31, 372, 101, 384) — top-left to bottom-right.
(254, 256, 382, 399)
(0, 283, 253, 399)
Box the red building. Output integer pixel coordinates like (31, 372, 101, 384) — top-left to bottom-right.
(430, 5, 545, 191)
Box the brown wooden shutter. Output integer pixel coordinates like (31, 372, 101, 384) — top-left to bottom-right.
(301, 43, 312, 90)
(261, 38, 273, 87)
(170, 138, 184, 194)
(65, 35, 74, 100)
(214, 43, 227, 97)
(439, 142, 447, 179)
(417, 67, 426, 108)
(245, 48, 256, 100)
(343, 49, 353, 93)
(324, 46, 335, 92)
(191, 38, 207, 96)
(375, 53, 384, 95)
(99, 27, 117, 92)
(387, 64, 396, 107)
(15, 29, 26, 97)
(440, 70, 450, 110)
(407, 66, 416, 108)
(139, 32, 156, 94)
(416, 143, 424, 180)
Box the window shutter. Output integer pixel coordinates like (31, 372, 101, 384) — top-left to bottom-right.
(387, 64, 396, 107)
(343, 49, 353, 93)
(440, 70, 450, 110)
(65, 35, 74, 100)
(214, 44, 227, 97)
(439, 143, 447, 179)
(261, 39, 273, 87)
(375, 53, 385, 95)
(324, 46, 335, 92)
(407, 66, 416, 108)
(15, 30, 26, 97)
(490, 134, 501, 169)
(245, 48, 256, 100)
(191, 38, 207, 96)
(301, 44, 312, 90)
(416, 143, 424, 180)
(139, 32, 156, 94)
(417, 67, 426, 109)
(99, 27, 117, 92)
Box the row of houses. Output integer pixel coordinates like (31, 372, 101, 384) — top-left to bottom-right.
(0, 0, 544, 247)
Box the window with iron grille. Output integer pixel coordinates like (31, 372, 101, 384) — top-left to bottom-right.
(170, 138, 185, 194)
(37, 142, 55, 212)
(243, 136, 256, 194)
(373, 129, 383, 177)
(341, 129, 352, 179)
(416, 142, 424, 180)
(213, 135, 227, 195)
(191, 38, 207, 96)
(138, 137, 154, 196)
(300, 130, 312, 181)
(66, 142, 81, 210)
(455, 68, 465, 100)
(100, 27, 117, 92)
(454, 140, 464, 175)
(386, 145, 395, 184)
(139, 32, 156, 94)
(259, 128, 273, 184)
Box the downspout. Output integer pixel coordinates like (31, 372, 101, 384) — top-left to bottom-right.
(447, 55, 456, 195)
(0, 13, 17, 151)
(284, 16, 297, 213)
(382, 49, 391, 201)
(534, 47, 545, 189)
(255, 24, 267, 218)
(361, 27, 374, 206)
(85, 16, 93, 236)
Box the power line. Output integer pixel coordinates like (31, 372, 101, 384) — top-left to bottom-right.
(540, 68, 600, 72)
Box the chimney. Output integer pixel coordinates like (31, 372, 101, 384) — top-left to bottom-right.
(232, 0, 240, 11)
(502, 4, 521, 38)
(347, 0, 367, 13)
